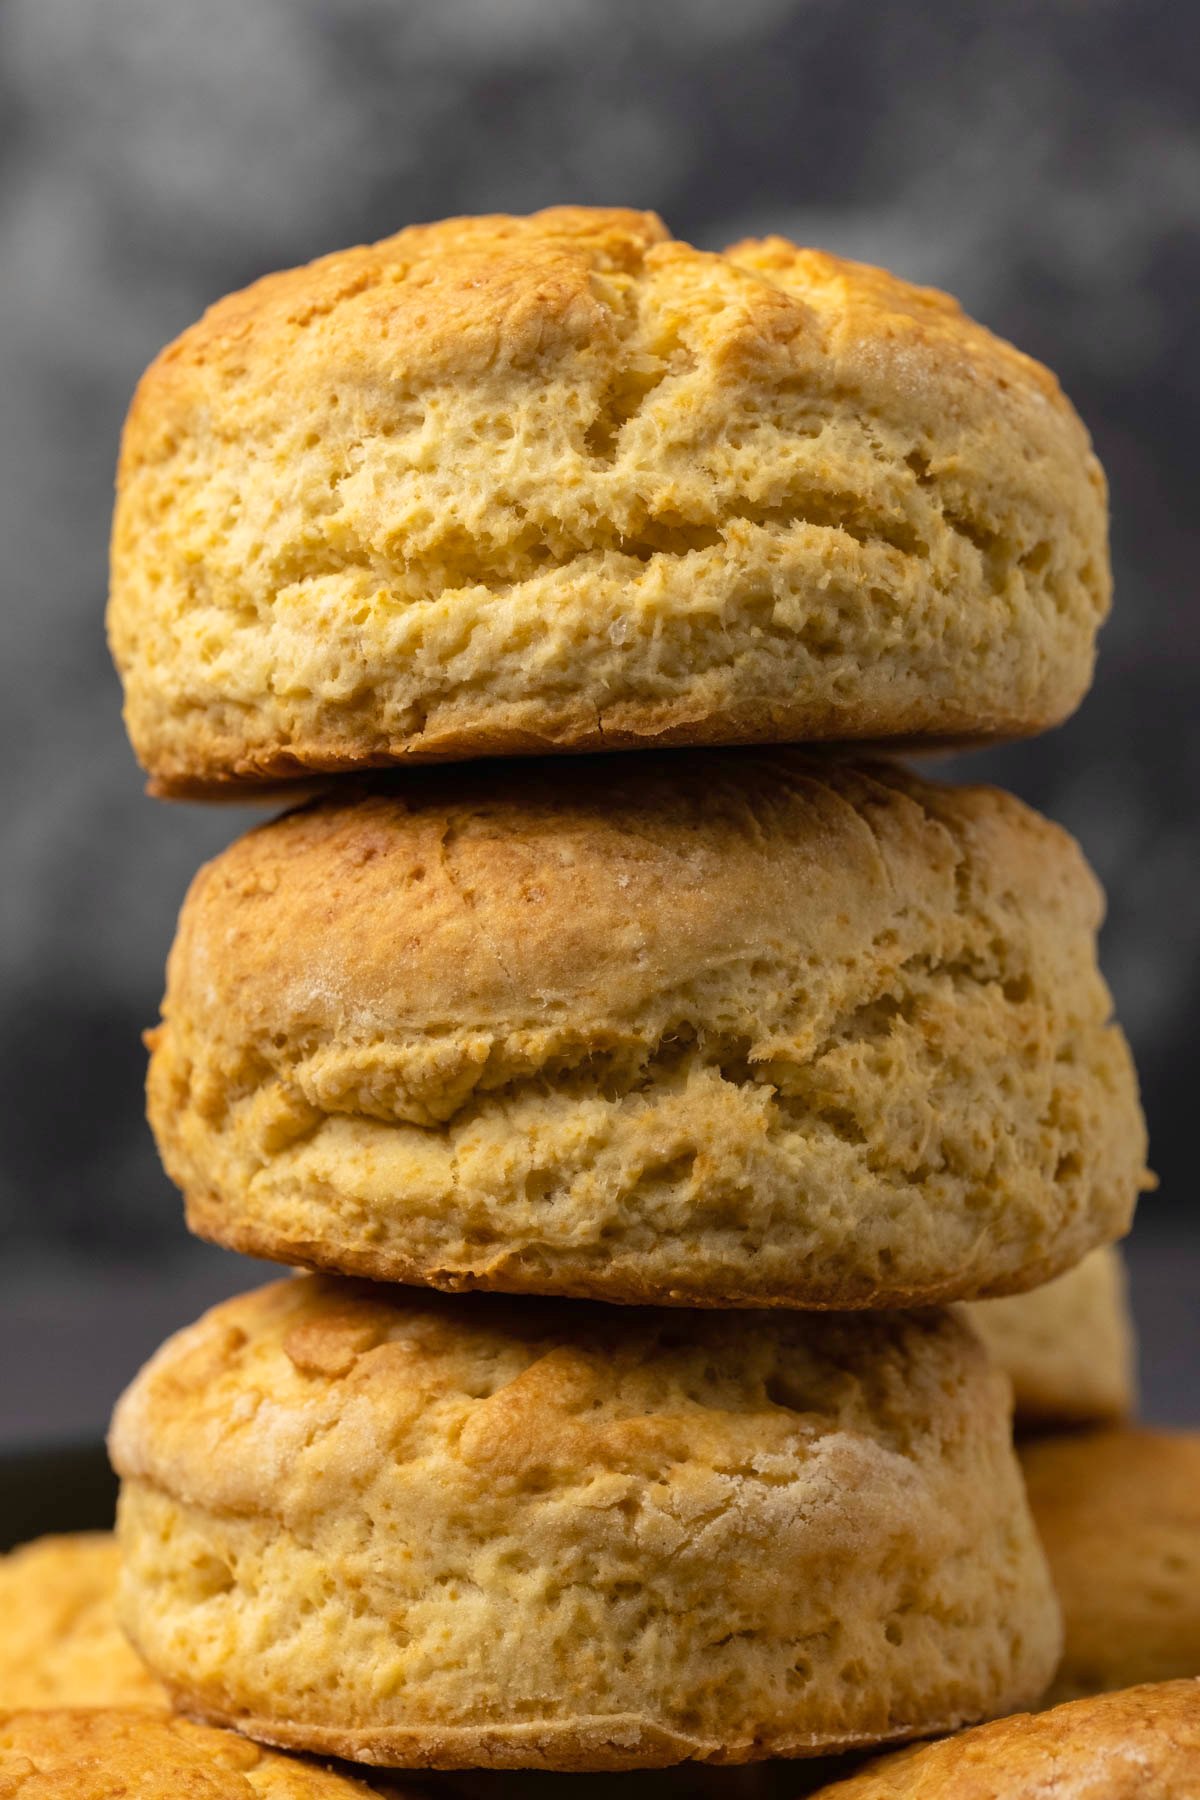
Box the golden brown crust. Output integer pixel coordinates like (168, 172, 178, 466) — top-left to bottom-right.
(1021, 1429, 1200, 1705)
(109, 1277, 1061, 1770)
(964, 1247, 1135, 1428)
(139, 716, 1052, 803)
(0, 1707, 382, 1797)
(108, 207, 1110, 788)
(147, 753, 1147, 1310)
(0, 1534, 166, 1709)
(806, 1680, 1200, 1797)
(141, 1707, 979, 1777)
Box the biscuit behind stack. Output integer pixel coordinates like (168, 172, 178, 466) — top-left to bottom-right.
(806, 1681, 1200, 1797)
(966, 1245, 1135, 1428)
(0, 1535, 166, 1710)
(98, 207, 1162, 1777)
(1022, 1429, 1200, 1704)
(0, 1709, 381, 1798)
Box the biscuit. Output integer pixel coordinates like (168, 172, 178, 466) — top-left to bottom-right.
(0, 1534, 166, 1709)
(108, 206, 1109, 794)
(1020, 1428, 1200, 1705)
(805, 1680, 1200, 1797)
(964, 1246, 1135, 1427)
(148, 754, 1147, 1309)
(108, 1276, 1061, 1770)
(0, 1707, 382, 1797)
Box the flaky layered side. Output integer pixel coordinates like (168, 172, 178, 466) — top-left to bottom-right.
(109, 1278, 1060, 1770)
(806, 1681, 1200, 1798)
(147, 754, 1147, 1308)
(964, 1245, 1135, 1428)
(1021, 1429, 1200, 1705)
(109, 207, 1109, 792)
(0, 1708, 382, 1798)
(0, 1535, 165, 1710)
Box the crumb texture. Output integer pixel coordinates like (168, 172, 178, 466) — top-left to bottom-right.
(0, 1535, 166, 1710)
(0, 1707, 380, 1797)
(107, 206, 1110, 789)
(806, 1679, 1200, 1797)
(149, 753, 1147, 1309)
(1021, 1429, 1200, 1706)
(964, 1246, 1134, 1427)
(110, 1276, 1060, 1770)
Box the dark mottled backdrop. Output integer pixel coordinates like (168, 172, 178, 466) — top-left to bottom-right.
(1, 0, 1196, 1439)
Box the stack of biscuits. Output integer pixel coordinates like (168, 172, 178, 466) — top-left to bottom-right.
(6, 209, 1198, 1797)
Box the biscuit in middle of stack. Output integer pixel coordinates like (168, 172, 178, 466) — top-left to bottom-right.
(146, 749, 1146, 1310)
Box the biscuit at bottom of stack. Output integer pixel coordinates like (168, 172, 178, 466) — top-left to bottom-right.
(807, 1680, 1200, 1797)
(1022, 1427, 1200, 1705)
(964, 1245, 1134, 1429)
(0, 1533, 166, 1709)
(0, 1708, 380, 1797)
(108, 208, 1111, 795)
(147, 753, 1147, 1311)
(109, 1277, 1060, 1771)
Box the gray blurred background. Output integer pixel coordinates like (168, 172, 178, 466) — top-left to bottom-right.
(1, 0, 1196, 1442)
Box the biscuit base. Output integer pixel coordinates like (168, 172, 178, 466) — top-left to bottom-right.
(184, 1191, 1124, 1312)
(165, 1693, 1012, 1772)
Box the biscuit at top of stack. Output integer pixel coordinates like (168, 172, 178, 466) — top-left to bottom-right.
(105, 208, 1151, 1775)
(108, 206, 1109, 794)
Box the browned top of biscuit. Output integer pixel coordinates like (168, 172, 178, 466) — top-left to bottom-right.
(121, 206, 1082, 469)
(109, 1275, 992, 1523)
(158, 752, 1106, 1127)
